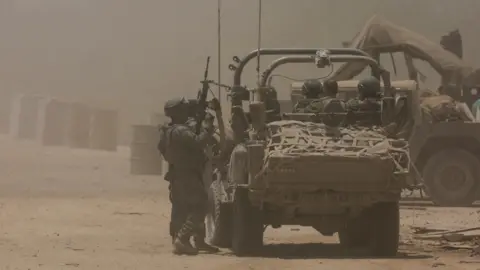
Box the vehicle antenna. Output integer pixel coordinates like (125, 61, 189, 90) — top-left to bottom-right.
(217, 0, 222, 101)
(256, 0, 263, 86)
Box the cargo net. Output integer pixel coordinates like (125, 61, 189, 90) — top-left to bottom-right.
(265, 120, 410, 174)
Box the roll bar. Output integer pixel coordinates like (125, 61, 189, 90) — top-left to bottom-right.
(232, 48, 370, 86)
(259, 55, 391, 91)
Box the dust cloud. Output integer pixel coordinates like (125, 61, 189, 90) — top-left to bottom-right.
(0, 0, 478, 143)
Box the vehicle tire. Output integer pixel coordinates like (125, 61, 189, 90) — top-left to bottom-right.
(423, 148, 480, 207)
(231, 187, 264, 256)
(206, 180, 233, 248)
(338, 212, 370, 248)
(339, 202, 399, 257)
(369, 202, 400, 257)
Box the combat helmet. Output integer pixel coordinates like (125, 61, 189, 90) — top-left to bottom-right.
(302, 79, 324, 99)
(357, 76, 381, 99)
(164, 97, 188, 117)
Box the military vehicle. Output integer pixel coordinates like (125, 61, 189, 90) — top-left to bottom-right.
(291, 78, 480, 207)
(256, 17, 480, 208)
(312, 16, 480, 207)
(206, 48, 410, 257)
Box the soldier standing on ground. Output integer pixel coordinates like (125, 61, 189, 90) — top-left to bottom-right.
(184, 99, 220, 253)
(157, 97, 217, 255)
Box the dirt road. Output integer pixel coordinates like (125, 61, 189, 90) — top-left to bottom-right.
(0, 136, 478, 270)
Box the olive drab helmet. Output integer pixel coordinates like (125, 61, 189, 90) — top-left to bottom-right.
(302, 79, 324, 99)
(164, 97, 188, 117)
(357, 76, 381, 99)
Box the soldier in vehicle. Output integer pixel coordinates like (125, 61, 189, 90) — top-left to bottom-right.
(322, 80, 339, 100)
(157, 97, 218, 255)
(306, 80, 347, 125)
(347, 76, 382, 126)
(293, 79, 324, 112)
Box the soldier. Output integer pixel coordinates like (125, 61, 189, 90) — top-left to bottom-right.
(302, 79, 324, 99)
(294, 79, 324, 112)
(184, 98, 220, 253)
(306, 80, 344, 111)
(322, 80, 339, 100)
(165, 99, 197, 245)
(158, 97, 217, 255)
(347, 76, 382, 126)
(306, 80, 347, 126)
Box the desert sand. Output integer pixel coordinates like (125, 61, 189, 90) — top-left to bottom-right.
(0, 135, 478, 270)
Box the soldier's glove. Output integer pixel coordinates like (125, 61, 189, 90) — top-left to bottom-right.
(208, 98, 221, 112)
(203, 112, 216, 133)
(205, 111, 215, 122)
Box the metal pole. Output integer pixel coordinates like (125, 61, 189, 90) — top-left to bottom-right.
(217, 0, 222, 100)
(256, 0, 262, 86)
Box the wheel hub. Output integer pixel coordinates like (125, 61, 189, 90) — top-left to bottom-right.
(440, 165, 468, 191)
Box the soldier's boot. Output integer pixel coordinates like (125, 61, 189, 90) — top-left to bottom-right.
(173, 237, 198, 255)
(194, 237, 219, 253)
(173, 222, 198, 255)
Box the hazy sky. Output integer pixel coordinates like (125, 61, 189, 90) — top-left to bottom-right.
(0, 0, 479, 134)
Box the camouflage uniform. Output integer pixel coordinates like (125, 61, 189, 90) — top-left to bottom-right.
(184, 116, 219, 253)
(293, 80, 324, 112)
(158, 98, 215, 255)
(167, 117, 196, 242)
(346, 77, 382, 126)
(305, 80, 346, 117)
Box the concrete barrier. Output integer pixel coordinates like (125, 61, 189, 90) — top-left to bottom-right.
(10, 94, 44, 140)
(130, 124, 162, 175)
(38, 98, 70, 146)
(67, 102, 91, 149)
(90, 108, 118, 151)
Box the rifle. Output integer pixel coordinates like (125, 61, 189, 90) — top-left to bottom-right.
(195, 56, 211, 134)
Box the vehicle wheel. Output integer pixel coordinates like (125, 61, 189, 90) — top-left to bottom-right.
(231, 187, 263, 256)
(339, 202, 399, 257)
(423, 148, 480, 207)
(338, 212, 370, 248)
(206, 180, 233, 248)
(368, 202, 400, 257)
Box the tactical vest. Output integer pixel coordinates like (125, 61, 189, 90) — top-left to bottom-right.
(158, 124, 182, 164)
(356, 99, 381, 126)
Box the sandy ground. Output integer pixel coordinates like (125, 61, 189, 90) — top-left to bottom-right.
(0, 136, 479, 270)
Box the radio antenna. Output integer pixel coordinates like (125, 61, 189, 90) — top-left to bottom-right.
(217, 0, 222, 100)
(256, 0, 263, 86)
